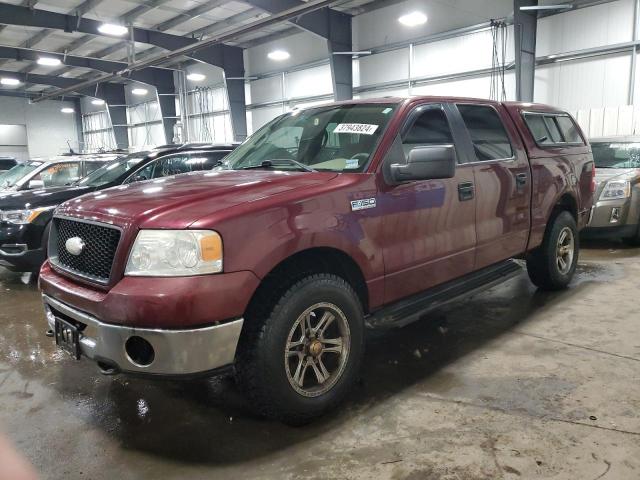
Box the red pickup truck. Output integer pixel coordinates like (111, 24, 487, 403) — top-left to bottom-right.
(39, 97, 595, 423)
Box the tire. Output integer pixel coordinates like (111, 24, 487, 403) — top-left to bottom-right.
(235, 273, 365, 425)
(526, 210, 579, 291)
(623, 224, 640, 246)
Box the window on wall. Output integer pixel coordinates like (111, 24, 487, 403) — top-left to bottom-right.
(183, 86, 235, 143)
(127, 101, 165, 148)
(82, 111, 117, 152)
(457, 104, 514, 161)
(523, 113, 585, 147)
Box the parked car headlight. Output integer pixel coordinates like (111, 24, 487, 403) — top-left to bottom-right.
(0, 206, 55, 224)
(125, 230, 223, 276)
(600, 180, 631, 200)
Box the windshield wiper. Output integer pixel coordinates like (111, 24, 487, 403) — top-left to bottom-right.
(239, 159, 316, 173)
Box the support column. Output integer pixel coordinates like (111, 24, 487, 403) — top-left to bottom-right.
(73, 97, 84, 153)
(514, 0, 538, 102)
(194, 45, 247, 142)
(97, 84, 129, 150)
(327, 11, 353, 101)
(151, 70, 178, 144)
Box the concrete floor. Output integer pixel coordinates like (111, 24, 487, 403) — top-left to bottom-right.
(1, 241, 639, 480)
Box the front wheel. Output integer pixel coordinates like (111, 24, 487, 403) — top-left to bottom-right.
(526, 210, 579, 290)
(235, 274, 364, 424)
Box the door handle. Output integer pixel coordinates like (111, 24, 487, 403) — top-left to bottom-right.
(515, 173, 528, 191)
(458, 182, 474, 201)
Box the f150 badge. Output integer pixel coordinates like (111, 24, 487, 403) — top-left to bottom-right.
(351, 198, 376, 211)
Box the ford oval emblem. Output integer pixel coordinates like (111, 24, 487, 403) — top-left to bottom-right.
(65, 237, 85, 256)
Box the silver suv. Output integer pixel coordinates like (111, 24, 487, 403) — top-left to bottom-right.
(583, 136, 640, 244)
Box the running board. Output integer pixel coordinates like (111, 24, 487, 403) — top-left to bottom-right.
(366, 260, 523, 330)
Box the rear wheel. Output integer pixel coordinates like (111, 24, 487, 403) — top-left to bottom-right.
(235, 274, 364, 424)
(526, 210, 578, 290)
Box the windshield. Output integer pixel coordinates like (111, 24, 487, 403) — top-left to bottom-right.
(0, 162, 42, 188)
(592, 142, 640, 168)
(76, 154, 146, 187)
(221, 103, 398, 172)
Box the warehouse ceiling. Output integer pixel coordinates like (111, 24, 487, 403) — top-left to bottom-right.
(0, 0, 615, 96)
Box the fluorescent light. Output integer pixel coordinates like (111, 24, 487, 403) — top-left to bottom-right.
(0, 78, 20, 86)
(37, 57, 62, 66)
(61, 107, 75, 113)
(187, 73, 206, 81)
(131, 88, 148, 96)
(91, 99, 105, 105)
(98, 23, 128, 36)
(398, 11, 427, 27)
(267, 50, 290, 61)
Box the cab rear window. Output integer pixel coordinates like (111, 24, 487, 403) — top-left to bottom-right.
(523, 112, 585, 147)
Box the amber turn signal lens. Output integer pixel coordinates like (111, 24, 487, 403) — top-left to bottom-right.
(200, 233, 222, 262)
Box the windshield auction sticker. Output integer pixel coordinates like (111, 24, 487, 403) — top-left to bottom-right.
(334, 123, 379, 135)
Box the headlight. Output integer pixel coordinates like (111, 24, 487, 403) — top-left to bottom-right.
(0, 206, 55, 225)
(600, 180, 631, 200)
(125, 230, 223, 276)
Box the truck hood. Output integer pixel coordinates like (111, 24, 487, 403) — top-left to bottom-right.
(56, 170, 338, 228)
(595, 168, 640, 185)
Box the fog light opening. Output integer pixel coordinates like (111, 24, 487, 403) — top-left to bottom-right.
(610, 207, 621, 223)
(125, 336, 155, 367)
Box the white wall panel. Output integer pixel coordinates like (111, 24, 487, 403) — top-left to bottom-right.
(245, 31, 329, 76)
(534, 53, 631, 111)
(537, 0, 634, 56)
(355, 87, 410, 99)
(250, 76, 283, 105)
(353, 0, 512, 50)
(356, 48, 410, 87)
(251, 105, 285, 131)
(412, 72, 515, 100)
(286, 65, 333, 99)
(412, 26, 514, 79)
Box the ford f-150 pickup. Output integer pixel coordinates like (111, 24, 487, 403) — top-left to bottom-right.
(39, 97, 595, 423)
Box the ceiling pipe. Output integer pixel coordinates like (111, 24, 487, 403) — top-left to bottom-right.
(32, 0, 340, 102)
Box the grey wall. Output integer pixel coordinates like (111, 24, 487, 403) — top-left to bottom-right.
(0, 96, 80, 158)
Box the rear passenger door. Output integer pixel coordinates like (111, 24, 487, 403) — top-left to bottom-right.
(454, 103, 531, 269)
(381, 103, 477, 303)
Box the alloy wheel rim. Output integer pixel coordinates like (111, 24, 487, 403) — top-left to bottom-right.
(284, 302, 351, 397)
(556, 226, 575, 275)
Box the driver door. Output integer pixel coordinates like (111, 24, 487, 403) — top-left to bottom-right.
(381, 103, 477, 303)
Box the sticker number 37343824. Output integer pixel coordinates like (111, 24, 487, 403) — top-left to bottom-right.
(334, 123, 379, 135)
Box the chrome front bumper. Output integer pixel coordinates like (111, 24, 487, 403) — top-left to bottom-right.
(43, 294, 244, 376)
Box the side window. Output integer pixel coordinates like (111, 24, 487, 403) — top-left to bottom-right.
(524, 115, 554, 145)
(457, 105, 514, 161)
(523, 113, 584, 146)
(83, 161, 104, 176)
(543, 117, 563, 143)
(196, 151, 230, 170)
(556, 116, 584, 144)
(152, 155, 191, 178)
(33, 162, 81, 187)
(401, 106, 453, 158)
(128, 162, 155, 183)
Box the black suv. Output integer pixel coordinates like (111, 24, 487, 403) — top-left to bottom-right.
(0, 143, 236, 273)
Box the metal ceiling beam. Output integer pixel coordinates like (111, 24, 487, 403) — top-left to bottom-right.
(0, 46, 175, 84)
(0, 3, 241, 70)
(241, 0, 348, 40)
(29, 0, 338, 101)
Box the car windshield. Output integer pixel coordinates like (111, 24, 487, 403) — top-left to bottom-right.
(76, 154, 146, 187)
(0, 162, 42, 188)
(591, 142, 640, 168)
(221, 103, 398, 172)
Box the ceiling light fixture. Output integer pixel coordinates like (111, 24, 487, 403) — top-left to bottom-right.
(37, 57, 62, 66)
(98, 23, 129, 36)
(186, 72, 206, 81)
(398, 11, 428, 27)
(131, 88, 148, 95)
(61, 107, 75, 113)
(0, 78, 20, 86)
(91, 99, 105, 105)
(267, 50, 290, 61)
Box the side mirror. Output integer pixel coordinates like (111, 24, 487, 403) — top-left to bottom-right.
(390, 145, 456, 183)
(27, 179, 45, 190)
